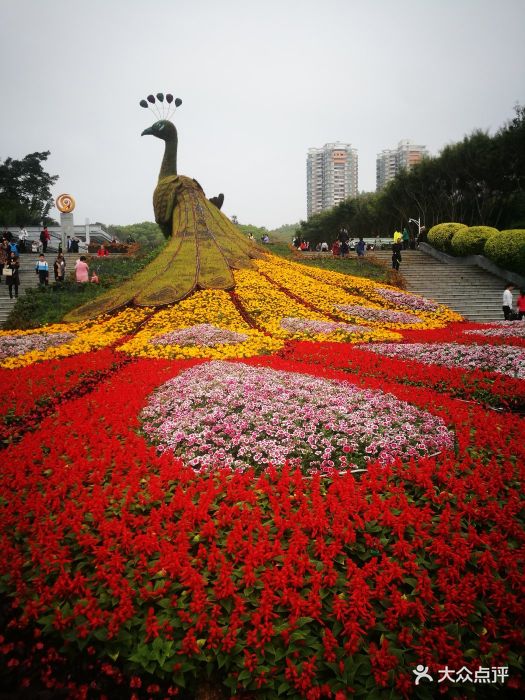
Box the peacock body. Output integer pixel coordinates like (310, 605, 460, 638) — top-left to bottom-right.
(65, 110, 261, 322)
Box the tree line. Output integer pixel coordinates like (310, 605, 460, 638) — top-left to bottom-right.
(0, 151, 58, 227)
(297, 105, 525, 247)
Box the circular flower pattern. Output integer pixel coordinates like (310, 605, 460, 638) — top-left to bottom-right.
(150, 323, 248, 347)
(279, 316, 370, 336)
(335, 304, 423, 324)
(0, 332, 76, 359)
(376, 288, 439, 312)
(141, 361, 454, 473)
(464, 322, 525, 338)
(358, 342, 525, 379)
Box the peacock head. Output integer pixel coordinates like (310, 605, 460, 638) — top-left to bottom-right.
(141, 120, 177, 141)
(139, 94, 182, 142)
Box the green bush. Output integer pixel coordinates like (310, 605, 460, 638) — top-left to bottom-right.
(484, 229, 525, 275)
(427, 222, 468, 253)
(451, 225, 499, 256)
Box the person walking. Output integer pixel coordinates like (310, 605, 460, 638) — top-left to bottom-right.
(356, 237, 366, 258)
(4, 252, 20, 299)
(517, 289, 525, 320)
(502, 283, 514, 320)
(392, 240, 403, 271)
(54, 253, 66, 282)
(402, 227, 410, 250)
(75, 255, 90, 283)
(35, 254, 49, 286)
(40, 226, 51, 254)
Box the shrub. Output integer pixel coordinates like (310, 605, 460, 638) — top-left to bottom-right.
(484, 229, 525, 275)
(451, 225, 499, 256)
(427, 222, 467, 253)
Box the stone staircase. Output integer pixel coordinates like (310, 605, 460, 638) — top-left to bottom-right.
(369, 249, 511, 322)
(0, 253, 93, 327)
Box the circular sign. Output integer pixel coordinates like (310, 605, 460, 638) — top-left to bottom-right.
(56, 193, 76, 213)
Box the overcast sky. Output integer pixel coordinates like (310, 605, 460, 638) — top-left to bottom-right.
(1, 0, 524, 229)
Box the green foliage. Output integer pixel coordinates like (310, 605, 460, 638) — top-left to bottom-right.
(4, 245, 163, 329)
(267, 222, 301, 242)
(0, 151, 58, 226)
(236, 223, 268, 239)
(484, 229, 525, 275)
(106, 222, 164, 248)
(428, 223, 468, 253)
(451, 226, 499, 256)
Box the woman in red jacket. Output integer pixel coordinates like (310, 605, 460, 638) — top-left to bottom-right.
(517, 289, 525, 320)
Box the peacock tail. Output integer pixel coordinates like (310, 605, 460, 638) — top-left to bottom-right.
(64, 176, 262, 323)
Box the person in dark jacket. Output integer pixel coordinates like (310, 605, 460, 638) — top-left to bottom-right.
(5, 252, 20, 298)
(392, 241, 402, 270)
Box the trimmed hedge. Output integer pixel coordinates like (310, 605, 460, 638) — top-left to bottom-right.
(451, 225, 499, 256)
(484, 229, 525, 276)
(428, 222, 468, 253)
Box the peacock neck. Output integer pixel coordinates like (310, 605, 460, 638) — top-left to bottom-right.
(159, 135, 178, 180)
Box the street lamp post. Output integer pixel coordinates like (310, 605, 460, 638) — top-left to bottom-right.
(409, 217, 424, 247)
(409, 217, 421, 236)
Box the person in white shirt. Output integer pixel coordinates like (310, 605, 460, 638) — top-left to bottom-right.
(18, 226, 28, 253)
(502, 283, 514, 320)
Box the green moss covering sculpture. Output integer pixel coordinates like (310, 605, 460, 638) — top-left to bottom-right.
(65, 96, 260, 322)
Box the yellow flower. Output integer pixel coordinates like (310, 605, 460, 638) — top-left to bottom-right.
(0, 308, 149, 368)
(117, 289, 282, 359)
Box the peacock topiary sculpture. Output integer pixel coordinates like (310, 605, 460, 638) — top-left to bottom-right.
(65, 94, 261, 322)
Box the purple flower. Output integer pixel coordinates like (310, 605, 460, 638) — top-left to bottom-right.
(358, 342, 525, 379)
(141, 361, 454, 474)
(0, 332, 75, 359)
(150, 324, 248, 347)
(336, 304, 423, 324)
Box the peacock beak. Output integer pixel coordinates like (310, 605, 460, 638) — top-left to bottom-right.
(141, 127, 154, 136)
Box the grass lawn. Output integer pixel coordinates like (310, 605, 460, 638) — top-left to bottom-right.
(4, 245, 164, 330)
(266, 241, 401, 285)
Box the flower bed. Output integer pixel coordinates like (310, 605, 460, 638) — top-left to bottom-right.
(464, 322, 525, 338)
(358, 342, 525, 380)
(0, 254, 523, 698)
(0, 352, 523, 698)
(374, 288, 439, 312)
(0, 331, 75, 359)
(335, 305, 422, 325)
(279, 317, 371, 337)
(279, 339, 525, 412)
(150, 324, 248, 347)
(0, 307, 148, 368)
(141, 361, 454, 473)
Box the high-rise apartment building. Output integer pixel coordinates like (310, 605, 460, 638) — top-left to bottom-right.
(376, 140, 429, 191)
(307, 143, 358, 217)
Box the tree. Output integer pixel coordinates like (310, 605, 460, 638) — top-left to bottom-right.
(106, 221, 164, 248)
(0, 151, 58, 226)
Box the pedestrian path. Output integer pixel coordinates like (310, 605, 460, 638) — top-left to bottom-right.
(0, 253, 94, 326)
(369, 249, 509, 322)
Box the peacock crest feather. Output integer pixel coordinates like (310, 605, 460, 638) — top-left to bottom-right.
(65, 96, 262, 323)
